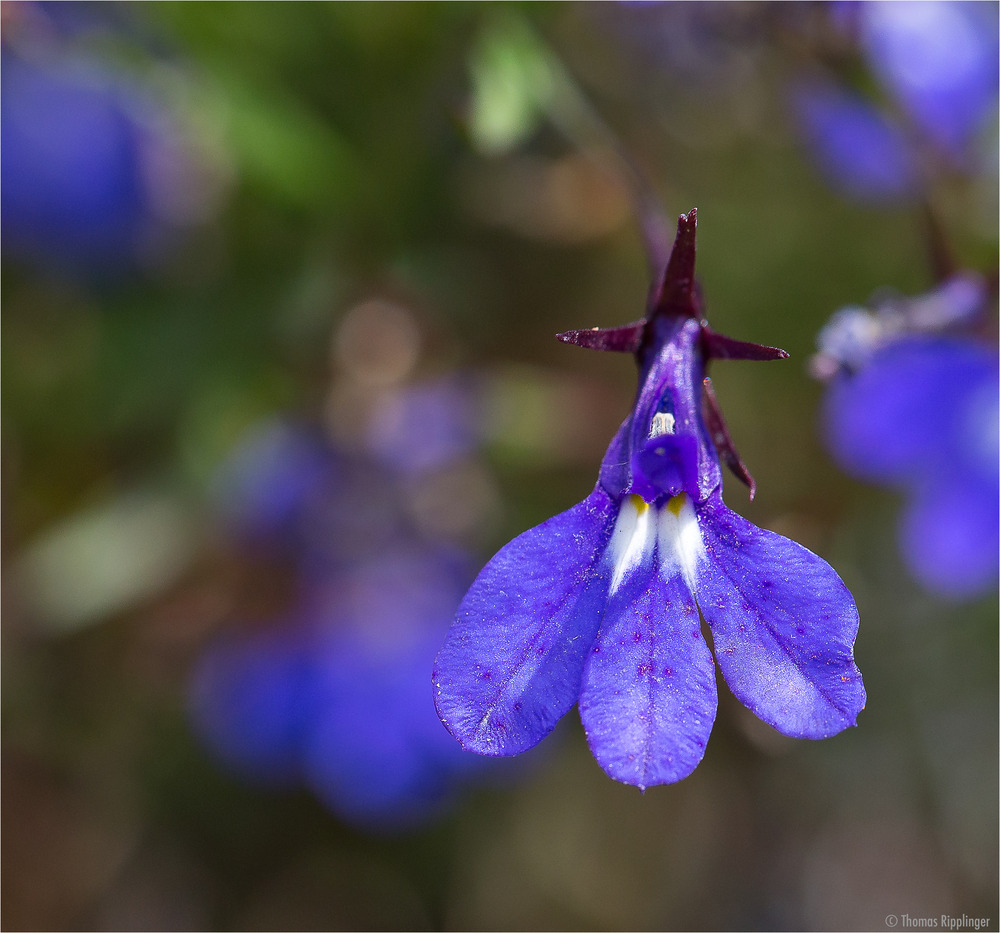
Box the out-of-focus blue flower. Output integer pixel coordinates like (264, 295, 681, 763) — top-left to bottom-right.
(191, 549, 485, 829)
(433, 211, 865, 790)
(190, 625, 319, 786)
(300, 551, 488, 828)
(859, 1, 999, 158)
(818, 277, 999, 600)
(191, 381, 502, 830)
(791, 2, 998, 201)
(812, 275, 987, 378)
(1, 50, 159, 274)
(791, 79, 919, 202)
(366, 378, 481, 477)
(212, 420, 338, 554)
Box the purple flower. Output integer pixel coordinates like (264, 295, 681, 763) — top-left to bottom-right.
(192, 414, 503, 829)
(212, 419, 338, 554)
(858, 1, 999, 158)
(791, 79, 919, 203)
(433, 211, 865, 789)
(366, 377, 481, 477)
(818, 279, 999, 600)
(300, 552, 489, 828)
(189, 624, 319, 786)
(190, 549, 487, 829)
(1, 50, 158, 273)
(791, 2, 998, 202)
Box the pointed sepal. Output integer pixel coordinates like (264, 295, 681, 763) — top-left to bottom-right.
(701, 325, 789, 362)
(649, 209, 699, 321)
(556, 320, 646, 353)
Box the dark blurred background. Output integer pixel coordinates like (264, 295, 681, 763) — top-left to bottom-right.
(2, 2, 997, 930)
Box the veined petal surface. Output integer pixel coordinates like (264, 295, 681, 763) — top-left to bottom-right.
(579, 537, 717, 789)
(695, 493, 865, 739)
(433, 488, 616, 756)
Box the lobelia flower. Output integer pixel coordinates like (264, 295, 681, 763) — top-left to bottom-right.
(433, 210, 866, 789)
(299, 550, 493, 828)
(816, 275, 999, 600)
(2, 3, 210, 280)
(0, 42, 188, 278)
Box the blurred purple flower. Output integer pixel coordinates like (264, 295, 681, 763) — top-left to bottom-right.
(1, 50, 161, 274)
(366, 378, 481, 477)
(817, 277, 999, 599)
(212, 419, 338, 555)
(215, 380, 483, 564)
(300, 551, 489, 828)
(190, 625, 319, 786)
(812, 274, 988, 377)
(192, 388, 502, 830)
(792, 2, 998, 201)
(191, 550, 485, 829)
(434, 212, 865, 789)
(859, 1, 999, 158)
(791, 79, 919, 202)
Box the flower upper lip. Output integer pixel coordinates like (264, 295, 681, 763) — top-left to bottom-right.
(560, 209, 788, 504)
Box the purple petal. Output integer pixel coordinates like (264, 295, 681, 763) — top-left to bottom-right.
(598, 418, 633, 500)
(695, 494, 865, 739)
(433, 488, 617, 756)
(579, 561, 717, 788)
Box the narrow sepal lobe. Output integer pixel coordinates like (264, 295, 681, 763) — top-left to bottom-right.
(557, 321, 646, 353)
(702, 326, 789, 362)
(649, 209, 699, 322)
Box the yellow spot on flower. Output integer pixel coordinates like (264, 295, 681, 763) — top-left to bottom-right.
(629, 494, 649, 514)
(666, 493, 688, 517)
